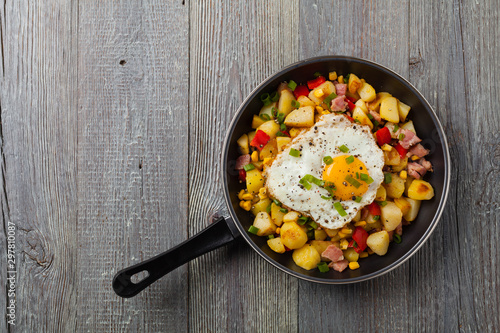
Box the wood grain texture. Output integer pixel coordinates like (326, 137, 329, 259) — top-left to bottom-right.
(188, 1, 300, 332)
(77, 1, 189, 332)
(0, 0, 79, 332)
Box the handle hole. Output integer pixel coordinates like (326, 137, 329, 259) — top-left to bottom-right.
(130, 270, 149, 284)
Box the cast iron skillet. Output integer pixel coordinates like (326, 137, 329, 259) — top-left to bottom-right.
(113, 56, 450, 298)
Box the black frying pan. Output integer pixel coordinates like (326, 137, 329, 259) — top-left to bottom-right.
(113, 56, 450, 298)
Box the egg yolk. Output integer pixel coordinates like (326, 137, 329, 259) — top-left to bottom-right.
(322, 155, 369, 201)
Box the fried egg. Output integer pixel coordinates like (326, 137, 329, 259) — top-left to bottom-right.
(265, 114, 384, 229)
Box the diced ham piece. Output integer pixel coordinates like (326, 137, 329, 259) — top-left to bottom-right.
(329, 259, 349, 272)
(407, 162, 427, 179)
(330, 95, 348, 111)
(334, 83, 347, 96)
(398, 129, 422, 149)
(321, 245, 344, 262)
(395, 223, 403, 236)
(419, 158, 433, 172)
(388, 230, 394, 242)
(369, 110, 382, 122)
(235, 154, 251, 170)
(361, 208, 369, 221)
(408, 143, 430, 158)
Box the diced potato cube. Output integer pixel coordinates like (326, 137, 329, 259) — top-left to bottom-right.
(278, 89, 296, 116)
(398, 100, 411, 122)
(401, 120, 416, 134)
(393, 197, 411, 215)
(271, 203, 286, 227)
(392, 156, 408, 172)
(314, 229, 328, 241)
(343, 247, 360, 262)
(357, 82, 377, 102)
(352, 210, 362, 222)
(384, 147, 401, 166)
(257, 120, 280, 139)
(348, 73, 363, 94)
(292, 244, 321, 270)
(403, 197, 421, 222)
(366, 230, 390, 256)
(355, 99, 368, 113)
(259, 139, 278, 160)
(259, 102, 277, 120)
(237, 134, 249, 155)
(404, 176, 415, 196)
(283, 211, 300, 223)
(297, 95, 315, 107)
(252, 212, 276, 236)
(324, 228, 338, 238)
(267, 237, 286, 253)
(251, 115, 266, 129)
(276, 136, 291, 152)
(352, 107, 374, 129)
(367, 92, 392, 112)
(251, 198, 272, 216)
(309, 240, 333, 256)
(408, 180, 435, 200)
(280, 222, 308, 249)
(308, 81, 336, 105)
(383, 173, 405, 199)
(247, 131, 256, 144)
(380, 96, 400, 123)
(289, 128, 301, 138)
(246, 169, 264, 194)
(284, 106, 315, 127)
(380, 201, 403, 231)
(376, 185, 387, 201)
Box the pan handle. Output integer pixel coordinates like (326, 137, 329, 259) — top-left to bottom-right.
(112, 216, 240, 298)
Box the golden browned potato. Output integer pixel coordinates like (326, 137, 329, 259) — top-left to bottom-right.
(343, 247, 360, 262)
(403, 197, 421, 221)
(252, 212, 276, 236)
(246, 169, 264, 194)
(375, 185, 387, 201)
(366, 230, 390, 255)
(267, 237, 286, 253)
(292, 244, 321, 270)
(355, 99, 368, 113)
(408, 180, 435, 200)
(280, 222, 308, 249)
(380, 96, 400, 123)
(314, 229, 328, 241)
(251, 198, 272, 216)
(259, 102, 277, 120)
(392, 156, 408, 172)
(401, 120, 416, 134)
(308, 81, 336, 105)
(237, 134, 249, 155)
(357, 82, 377, 102)
(398, 100, 411, 122)
(276, 136, 291, 152)
(309, 240, 334, 256)
(284, 106, 315, 127)
(383, 173, 405, 199)
(367, 92, 392, 112)
(270, 202, 286, 227)
(278, 89, 296, 116)
(348, 74, 363, 94)
(283, 211, 300, 223)
(257, 120, 280, 139)
(384, 147, 401, 166)
(353, 107, 374, 129)
(251, 115, 266, 129)
(380, 201, 403, 231)
(259, 139, 278, 160)
(393, 197, 411, 215)
(297, 95, 315, 107)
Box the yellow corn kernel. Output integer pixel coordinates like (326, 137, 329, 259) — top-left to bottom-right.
(400, 170, 407, 180)
(340, 239, 349, 250)
(241, 193, 254, 201)
(322, 110, 330, 115)
(381, 144, 393, 152)
(258, 187, 267, 200)
(338, 75, 344, 83)
(354, 221, 367, 227)
(367, 248, 374, 255)
(275, 227, 281, 234)
(341, 227, 353, 235)
(349, 262, 360, 270)
(289, 128, 300, 138)
(239, 200, 252, 211)
(329, 71, 337, 81)
(315, 106, 324, 113)
(411, 155, 420, 161)
(359, 252, 369, 258)
(263, 157, 272, 164)
(251, 150, 259, 162)
(314, 88, 324, 98)
(337, 231, 346, 239)
(238, 189, 246, 200)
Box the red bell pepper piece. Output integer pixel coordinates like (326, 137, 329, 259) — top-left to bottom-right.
(394, 142, 408, 159)
(351, 227, 369, 253)
(307, 76, 326, 90)
(293, 85, 310, 99)
(239, 169, 246, 181)
(345, 98, 356, 111)
(280, 131, 290, 137)
(367, 201, 381, 217)
(345, 96, 357, 103)
(344, 114, 355, 123)
(375, 127, 391, 146)
(250, 130, 270, 151)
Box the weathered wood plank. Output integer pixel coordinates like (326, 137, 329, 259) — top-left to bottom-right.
(77, 1, 189, 331)
(298, 1, 411, 332)
(188, 1, 300, 332)
(0, 0, 78, 332)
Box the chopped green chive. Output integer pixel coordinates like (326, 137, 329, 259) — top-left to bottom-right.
(352, 240, 358, 248)
(345, 175, 362, 188)
(323, 156, 333, 165)
(339, 145, 350, 153)
(373, 120, 380, 128)
(344, 74, 351, 82)
(307, 229, 315, 239)
(313, 72, 322, 77)
(379, 201, 388, 207)
(345, 155, 355, 164)
(298, 216, 309, 225)
(321, 195, 332, 200)
(275, 131, 286, 137)
(299, 178, 312, 190)
(277, 112, 285, 123)
(259, 113, 271, 121)
(308, 221, 318, 229)
(303, 174, 325, 186)
(334, 202, 347, 217)
(356, 172, 359, 179)
(384, 172, 392, 184)
(373, 215, 380, 220)
(273, 199, 281, 206)
(266, 204, 272, 213)
(323, 92, 338, 111)
(279, 208, 288, 213)
(355, 196, 363, 203)
(399, 133, 405, 140)
(394, 234, 402, 244)
(268, 234, 275, 240)
(260, 93, 271, 106)
(289, 148, 301, 157)
(359, 173, 374, 184)
(317, 262, 330, 273)
(270, 91, 279, 102)
(393, 124, 399, 133)
(243, 164, 255, 172)
(367, 113, 374, 120)
(291, 100, 300, 108)
(280, 123, 287, 131)
(271, 107, 278, 118)
(248, 225, 259, 234)
(288, 80, 297, 91)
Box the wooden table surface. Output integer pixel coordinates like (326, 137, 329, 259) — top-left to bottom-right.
(1, 0, 499, 332)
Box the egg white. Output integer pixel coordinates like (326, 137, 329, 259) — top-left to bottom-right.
(265, 114, 384, 230)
